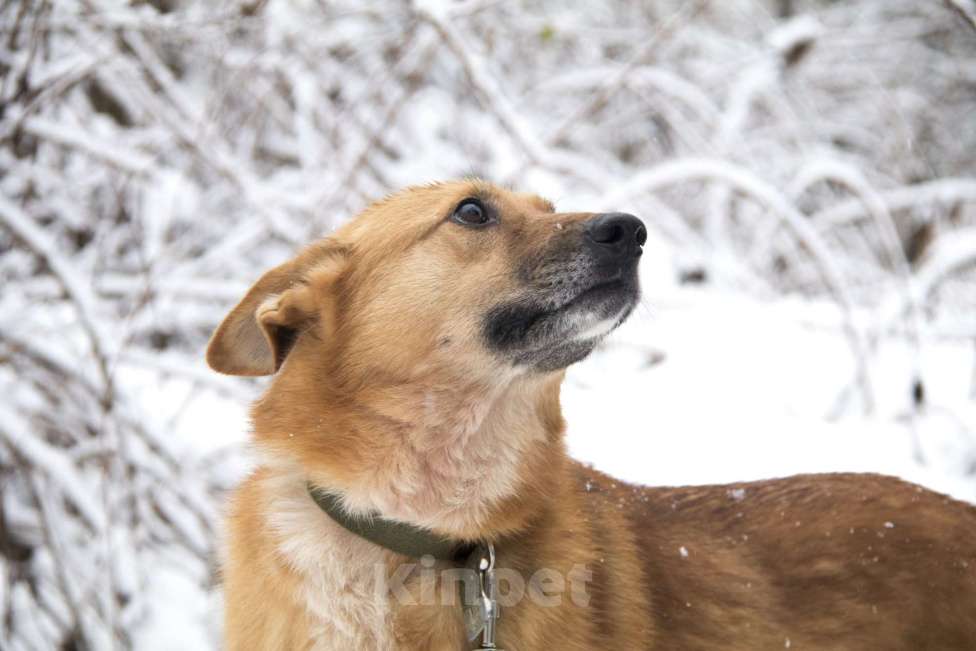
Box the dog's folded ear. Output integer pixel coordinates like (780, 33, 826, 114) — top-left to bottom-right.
(206, 247, 344, 376)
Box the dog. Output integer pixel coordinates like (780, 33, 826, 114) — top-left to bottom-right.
(207, 180, 976, 650)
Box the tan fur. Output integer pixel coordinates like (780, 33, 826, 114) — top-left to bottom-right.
(209, 180, 976, 650)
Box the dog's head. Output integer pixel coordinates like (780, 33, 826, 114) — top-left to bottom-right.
(207, 180, 644, 384)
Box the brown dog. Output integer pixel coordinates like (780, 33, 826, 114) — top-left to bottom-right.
(208, 180, 976, 650)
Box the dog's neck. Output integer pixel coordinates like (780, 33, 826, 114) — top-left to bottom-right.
(255, 366, 567, 540)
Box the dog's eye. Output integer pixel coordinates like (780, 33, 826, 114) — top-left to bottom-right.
(451, 199, 494, 227)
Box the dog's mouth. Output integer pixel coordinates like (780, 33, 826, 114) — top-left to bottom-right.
(483, 267, 639, 370)
(550, 273, 638, 338)
(558, 276, 628, 312)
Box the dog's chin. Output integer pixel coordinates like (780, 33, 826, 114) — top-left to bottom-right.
(484, 278, 638, 372)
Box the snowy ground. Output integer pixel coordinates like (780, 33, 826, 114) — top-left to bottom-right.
(568, 303, 976, 503)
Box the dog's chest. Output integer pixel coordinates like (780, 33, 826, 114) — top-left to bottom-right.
(263, 473, 398, 650)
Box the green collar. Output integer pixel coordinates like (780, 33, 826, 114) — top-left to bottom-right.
(307, 483, 475, 562)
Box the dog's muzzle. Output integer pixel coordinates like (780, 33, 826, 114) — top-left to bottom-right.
(482, 212, 645, 371)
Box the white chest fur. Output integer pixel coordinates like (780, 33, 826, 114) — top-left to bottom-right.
(259, 467, 396, 650)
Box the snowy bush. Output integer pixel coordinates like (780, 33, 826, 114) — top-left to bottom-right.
(1, 0, 975, 647)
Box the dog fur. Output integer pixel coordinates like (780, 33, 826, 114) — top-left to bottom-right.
(208, 180, 976, 650)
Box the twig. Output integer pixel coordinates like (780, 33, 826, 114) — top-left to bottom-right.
(944, 0, 976, 32)
(0, 194, 116, 409)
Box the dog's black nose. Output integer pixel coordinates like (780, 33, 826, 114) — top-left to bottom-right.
(584, 213, 646, 258)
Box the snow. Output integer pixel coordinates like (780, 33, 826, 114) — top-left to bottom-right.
(3, 0, 976, 647)
(566, 286, 976, 503)
(131, 552, 219, 651)
(21, 116, 155, 176)
(0, 406, 106, 531)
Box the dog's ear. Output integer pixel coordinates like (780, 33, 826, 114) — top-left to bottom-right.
(206, 248, 344, 376)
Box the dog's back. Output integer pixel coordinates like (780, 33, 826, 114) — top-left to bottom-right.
(584, 470, 976, 649)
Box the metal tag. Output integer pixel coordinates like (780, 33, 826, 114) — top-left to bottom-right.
(463, 591, 489, 641)
(461, 543, 502, 649)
